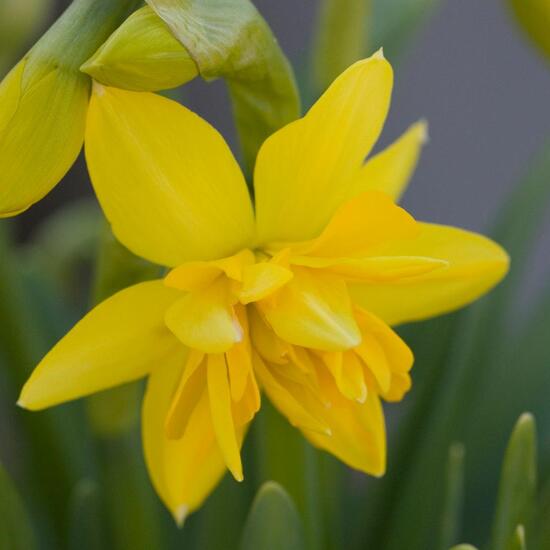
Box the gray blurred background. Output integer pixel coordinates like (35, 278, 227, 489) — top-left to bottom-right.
(16, 0, 550, 300)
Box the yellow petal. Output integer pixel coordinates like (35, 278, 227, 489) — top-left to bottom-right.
(232, 372, 261, 427)
(226, 305, 253, 402)
(239, 262, 294, 304)
(354, 309, 413, 402)
(355, 334, 392, 394)
(165, 351, 206, 439)
(290, 191, 418, 258)
(253, 352, 331, 435)
(317, 351, 367, 403)
(143, 360, 227, 523)
(164, 250, 255, 291)
(81, 6, 198, 92)
(260, 268, 361, 351)
(345, 120, 428, 202)
(265, 362, 386, 476)
(290, 255, 447, 283)
(303, 385, 386, 476)
(249, 307, 289, 365)
(18, 281, 181, 410)
(165, 277, 242, 354)
(0, 60, 89, 216)
(206, 354, 243, 481)
(350, 223, 510, 325)
(85, 85, 255, 267)
(255, 52, 393, 244)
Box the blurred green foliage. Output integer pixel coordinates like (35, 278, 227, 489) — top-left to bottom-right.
(0, 0, 53, 76)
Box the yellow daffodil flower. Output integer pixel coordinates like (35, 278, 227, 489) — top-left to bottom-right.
(18, 51, 509, 523)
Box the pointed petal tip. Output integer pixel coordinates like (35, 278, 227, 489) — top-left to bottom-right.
(356, 387, 368, 404)
(174, 504, 189, 528)
(517, 412, 535, 426)
(416, 119, 430, 144)
(373, 47, 385, 60)
(233, 470, 244, 483)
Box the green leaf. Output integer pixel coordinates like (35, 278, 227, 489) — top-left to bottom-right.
(67, 480, 105, 550)
(0, 462, 36, 550)
(508, 0, 550, 63)
(505, 525, 526, 550)
(96, 0, 301, 173)
(438, 443, 465, 550)
(491, 414, 537, 550)
(97, 433, 165, 550)
(310, 0, 371, 93)
(253, 402, 322, 550)
(240, 482, 305, 550)
(532, 476, 550, 550)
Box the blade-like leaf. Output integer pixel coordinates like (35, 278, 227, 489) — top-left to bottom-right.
(505, 525, 526, 550)
(146, 0, 300, 172)
(67, 480, 105, 550)
(438, 443, 465, 550)
(310, 0, 371, 93)
(491, 414, 536, 550)
(253, 402, 322, 550)
(240, 481, 305, 550)
(0, 462, 36, 550)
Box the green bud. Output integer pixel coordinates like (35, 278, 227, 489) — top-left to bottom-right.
(0, 0, 141, 217)
(81, 6, 198, 92)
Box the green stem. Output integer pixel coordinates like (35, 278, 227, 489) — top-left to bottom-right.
(253, 402, 323, 550)
(27, 0, 142, 75)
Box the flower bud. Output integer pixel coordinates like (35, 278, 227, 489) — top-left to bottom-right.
(0, 0, 140, 217)
(81, 6, 198, 92)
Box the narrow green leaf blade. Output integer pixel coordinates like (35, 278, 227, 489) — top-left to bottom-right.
(438, 443, 466, 550)
(491, 414, 537, 550)
(67, 480, 105, 550)
(311, 0, 371, 93)
(240, 481, 305, 550)
(253, 402, 322, 550)
(505, 525, 526, 550)
(0, 462, 36, 550)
